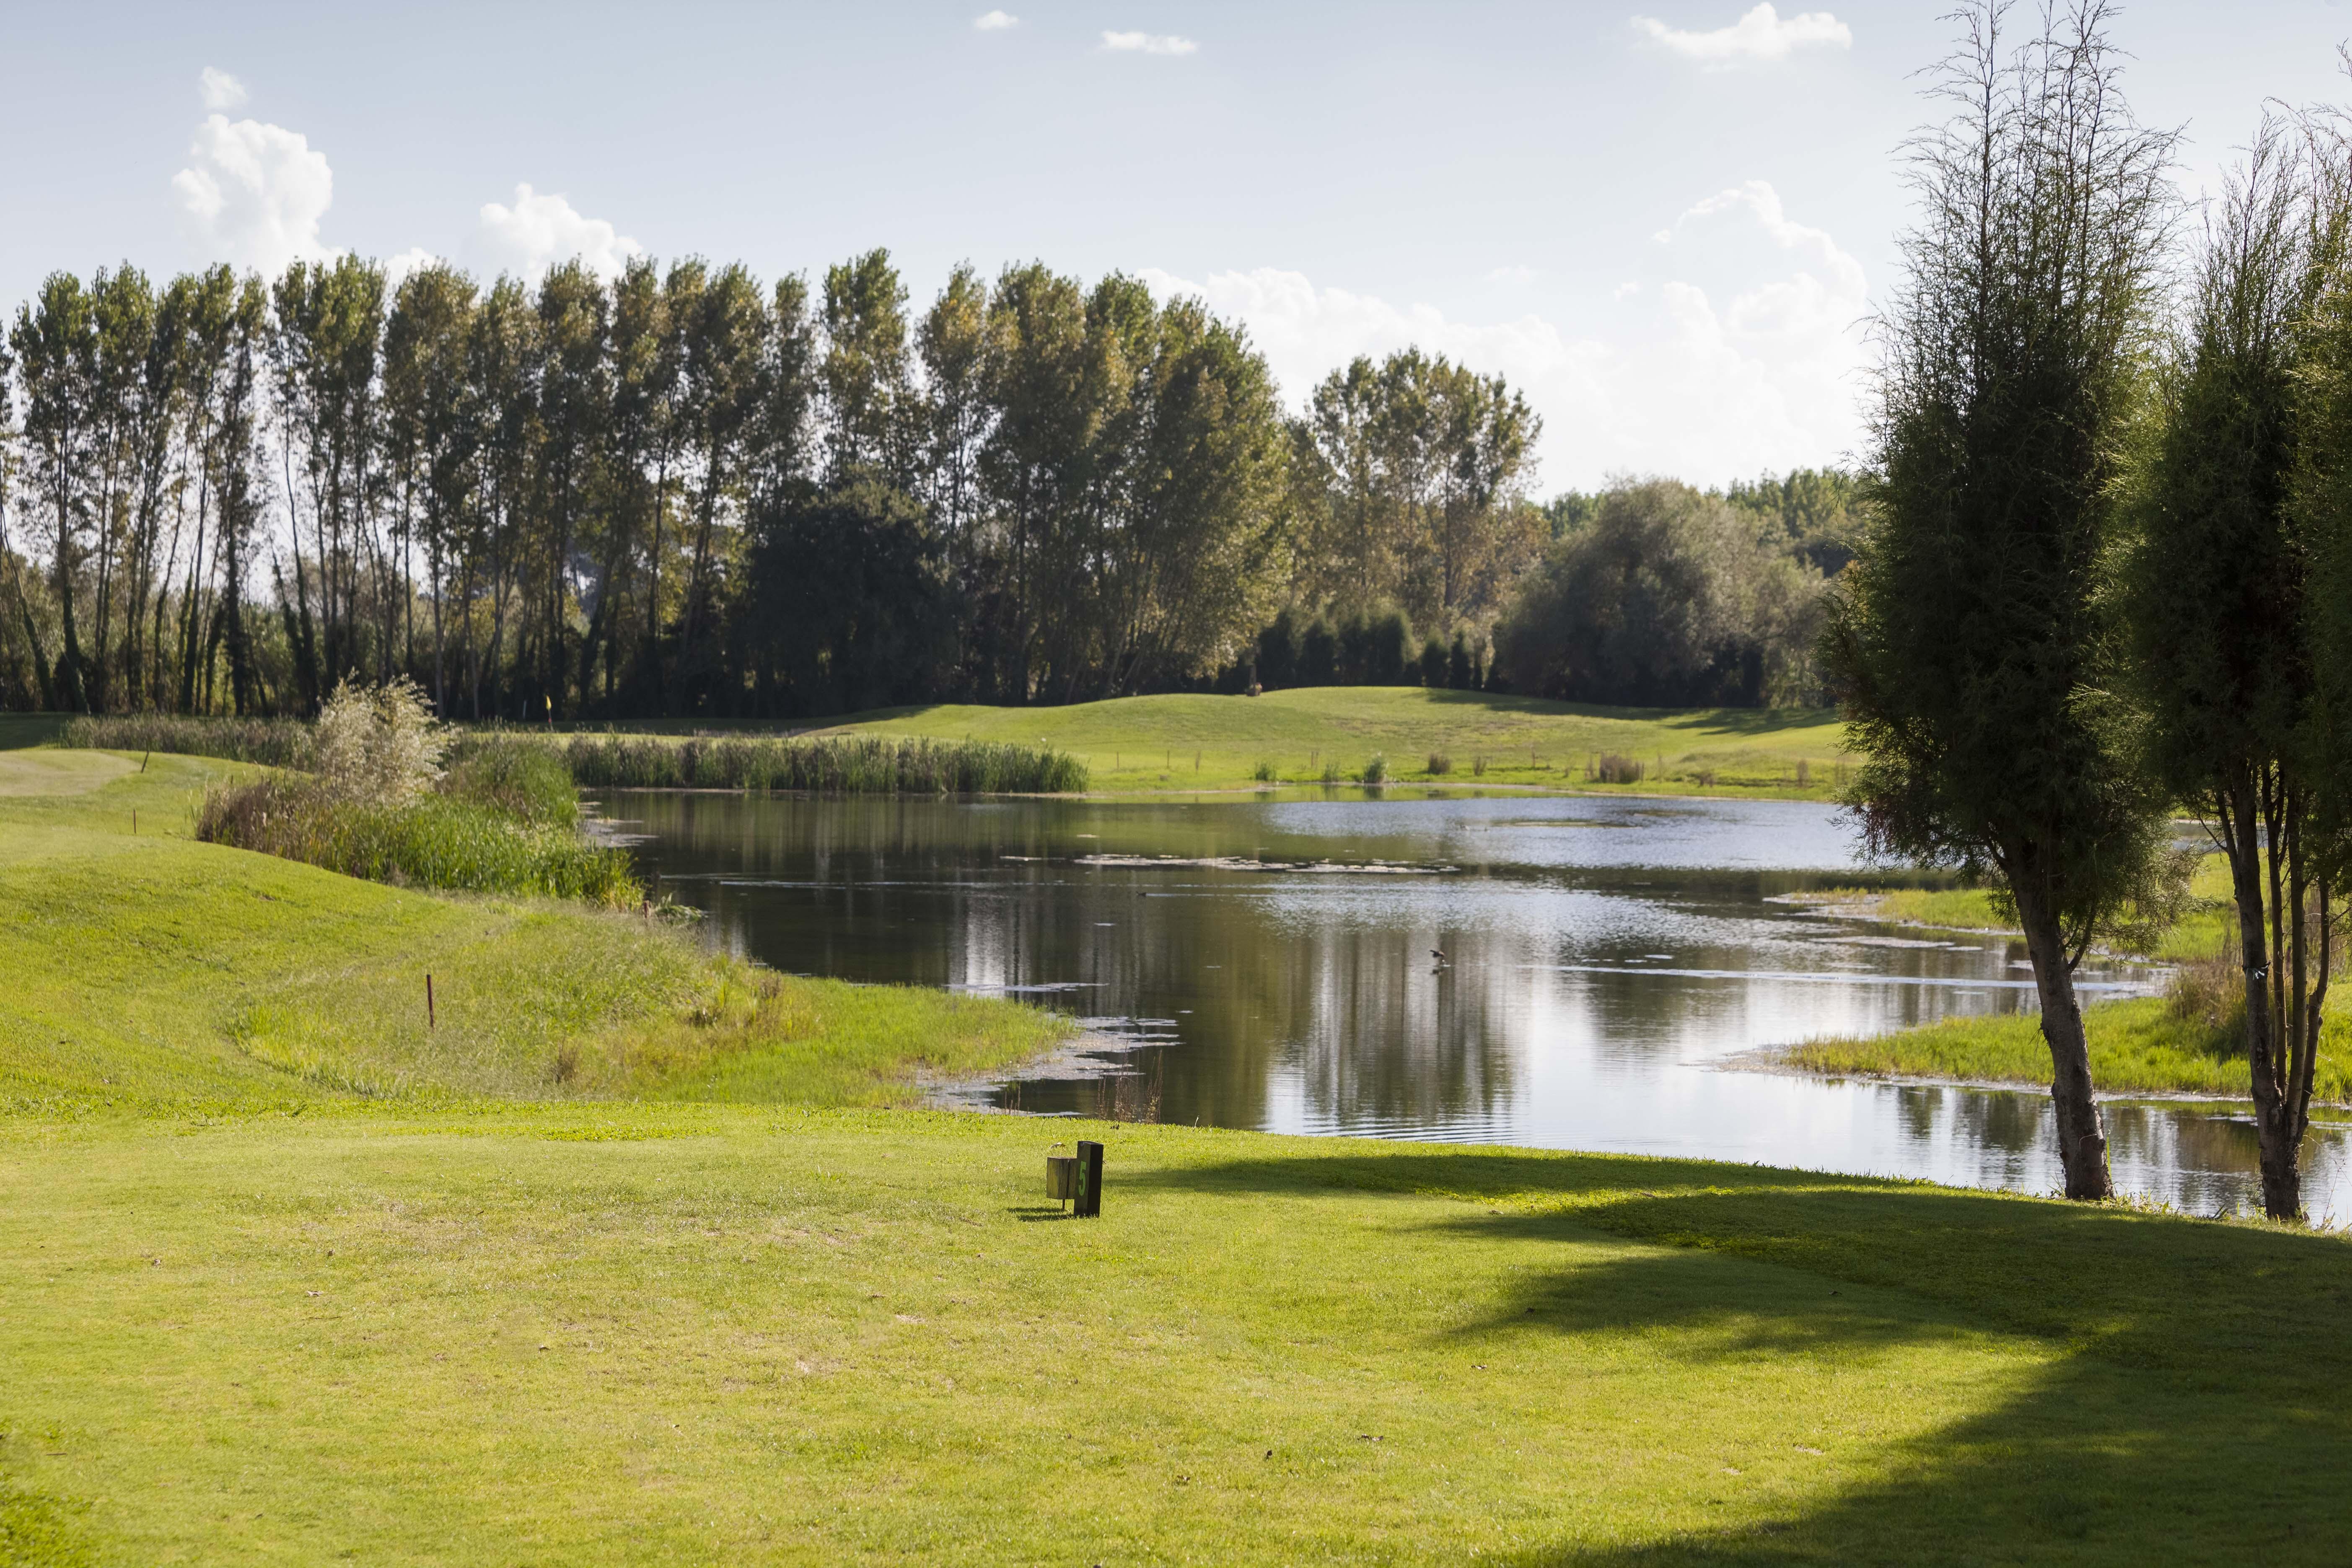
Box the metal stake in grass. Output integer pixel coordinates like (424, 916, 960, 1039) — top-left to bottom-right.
(427, 974, 436, 1031)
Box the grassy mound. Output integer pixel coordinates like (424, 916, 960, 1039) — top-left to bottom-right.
(0, 751, 1067, 1116)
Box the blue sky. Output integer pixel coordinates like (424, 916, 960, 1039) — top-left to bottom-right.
(6, 1, 2347, 489)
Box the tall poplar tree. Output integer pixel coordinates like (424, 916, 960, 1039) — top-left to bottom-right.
(1826, 0, 2175, 1200)
(2126, 122, 2336, 1221)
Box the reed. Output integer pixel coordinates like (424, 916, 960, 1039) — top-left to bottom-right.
(558, 733, 1086, 794)
(198, 777, 640, 906)
(58, 713, 312, 768)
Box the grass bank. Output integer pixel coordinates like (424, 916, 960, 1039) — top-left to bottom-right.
(1780, 997, 2352, 1105)
(574, 687, 1851, 798)
(1765, 858, 2350, 1102)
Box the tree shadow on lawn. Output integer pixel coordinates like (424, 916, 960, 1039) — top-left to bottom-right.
(1128, 1150, 2352, 1565)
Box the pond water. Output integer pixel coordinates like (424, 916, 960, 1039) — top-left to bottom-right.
(609, 788, 2352, 1220)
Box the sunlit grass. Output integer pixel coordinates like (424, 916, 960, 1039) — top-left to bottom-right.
(570, 687, 1854, 798)
(5, 1111, 2351, 1563)
(1782, 996, 2352, 1104)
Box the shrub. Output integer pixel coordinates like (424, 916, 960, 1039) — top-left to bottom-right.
(2167, 947, 2246, 1050)
(1426, 752, 1452, 776)
(1471, 754, 1487, 777)
(314, 676, 446, 807)
(1588, 753, 1645, 784)
(1252, 759, 1278, 782)
(1361, 753, 1389, 784)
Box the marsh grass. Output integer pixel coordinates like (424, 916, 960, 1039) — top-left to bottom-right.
(1588, 752, 1645, 784)
(442, 736, 580, 828)
(560, 733, 1085, 793)
(198, 777, 640, 906)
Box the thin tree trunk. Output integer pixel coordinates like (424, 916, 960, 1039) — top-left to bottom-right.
(2012, 872, 2111, 1200)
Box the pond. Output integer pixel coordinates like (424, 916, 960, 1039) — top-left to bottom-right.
(609, 788, 2352, 1220)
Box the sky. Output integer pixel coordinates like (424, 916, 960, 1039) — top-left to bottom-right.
(5, 0, 2349, 492)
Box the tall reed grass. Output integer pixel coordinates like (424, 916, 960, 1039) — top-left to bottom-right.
(559, 733, 1086, 794)
(59, 713, 311, 768)
(199, 777, 640, 906)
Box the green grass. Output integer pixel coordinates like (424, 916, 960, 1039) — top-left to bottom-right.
(1781, 996, 2352, 1104)
(7, 737, 2352, 1562)
(603, 688, 1850, 798)
(7, 1109, 2352, 1564)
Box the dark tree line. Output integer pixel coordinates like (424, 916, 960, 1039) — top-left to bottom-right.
(0, 250, 1557, 721)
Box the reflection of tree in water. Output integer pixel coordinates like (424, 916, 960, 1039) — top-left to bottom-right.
(1282, 925, 1515, 1133)
(617, 791, 2349, 1207)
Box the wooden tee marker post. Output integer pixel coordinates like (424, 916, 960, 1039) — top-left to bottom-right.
(1045, 1141, 1105, 1217)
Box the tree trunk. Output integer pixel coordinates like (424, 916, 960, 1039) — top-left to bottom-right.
(2013, 878, 2112, 1200)
(2224, 769, 2298, 1217)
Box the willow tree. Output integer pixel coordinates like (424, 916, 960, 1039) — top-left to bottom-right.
(2127, 122, 2338, 1221)
(1826, 0, 2175, 1200)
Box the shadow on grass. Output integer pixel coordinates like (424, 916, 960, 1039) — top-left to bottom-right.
(0, 715, 70, 751)
(1128, 1149, 2352, 1565)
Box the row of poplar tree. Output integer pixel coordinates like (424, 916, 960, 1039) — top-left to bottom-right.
(1833, 1, 2352, 1220)
(0, 249, 1537, 720)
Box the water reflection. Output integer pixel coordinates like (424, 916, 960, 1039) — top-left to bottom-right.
(611, 789, 2351, 1220)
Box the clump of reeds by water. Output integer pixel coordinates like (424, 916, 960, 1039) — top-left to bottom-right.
(442, 735, 580, 828)
(559, 733, 1086, 794)
(59, 713, 312, 768)
(1586, 752, 1645, 784)
(198, 775, 640, 907)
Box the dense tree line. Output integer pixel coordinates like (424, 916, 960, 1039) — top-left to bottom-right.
(1493, 478, 1831, 706)
(0, 250, 1567, 720)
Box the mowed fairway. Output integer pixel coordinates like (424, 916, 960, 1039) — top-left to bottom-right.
(9, 1110, 2352, 1566)
(808, 687, 1849, 797)
(2, 742, 2348, 1564)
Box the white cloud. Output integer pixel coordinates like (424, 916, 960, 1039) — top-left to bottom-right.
(474, 184, 642, 281)
(171, 111, 337, 275)
(1631, 4, 1850, 67)
(1486, 265, 1539, 285)
(1101, 30, 1198, 55)
(382, 248, 444, 290)
(1142, 180, 1868, 487)
(198, 66, 248, 112)
(973, 9, 1018, 29)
